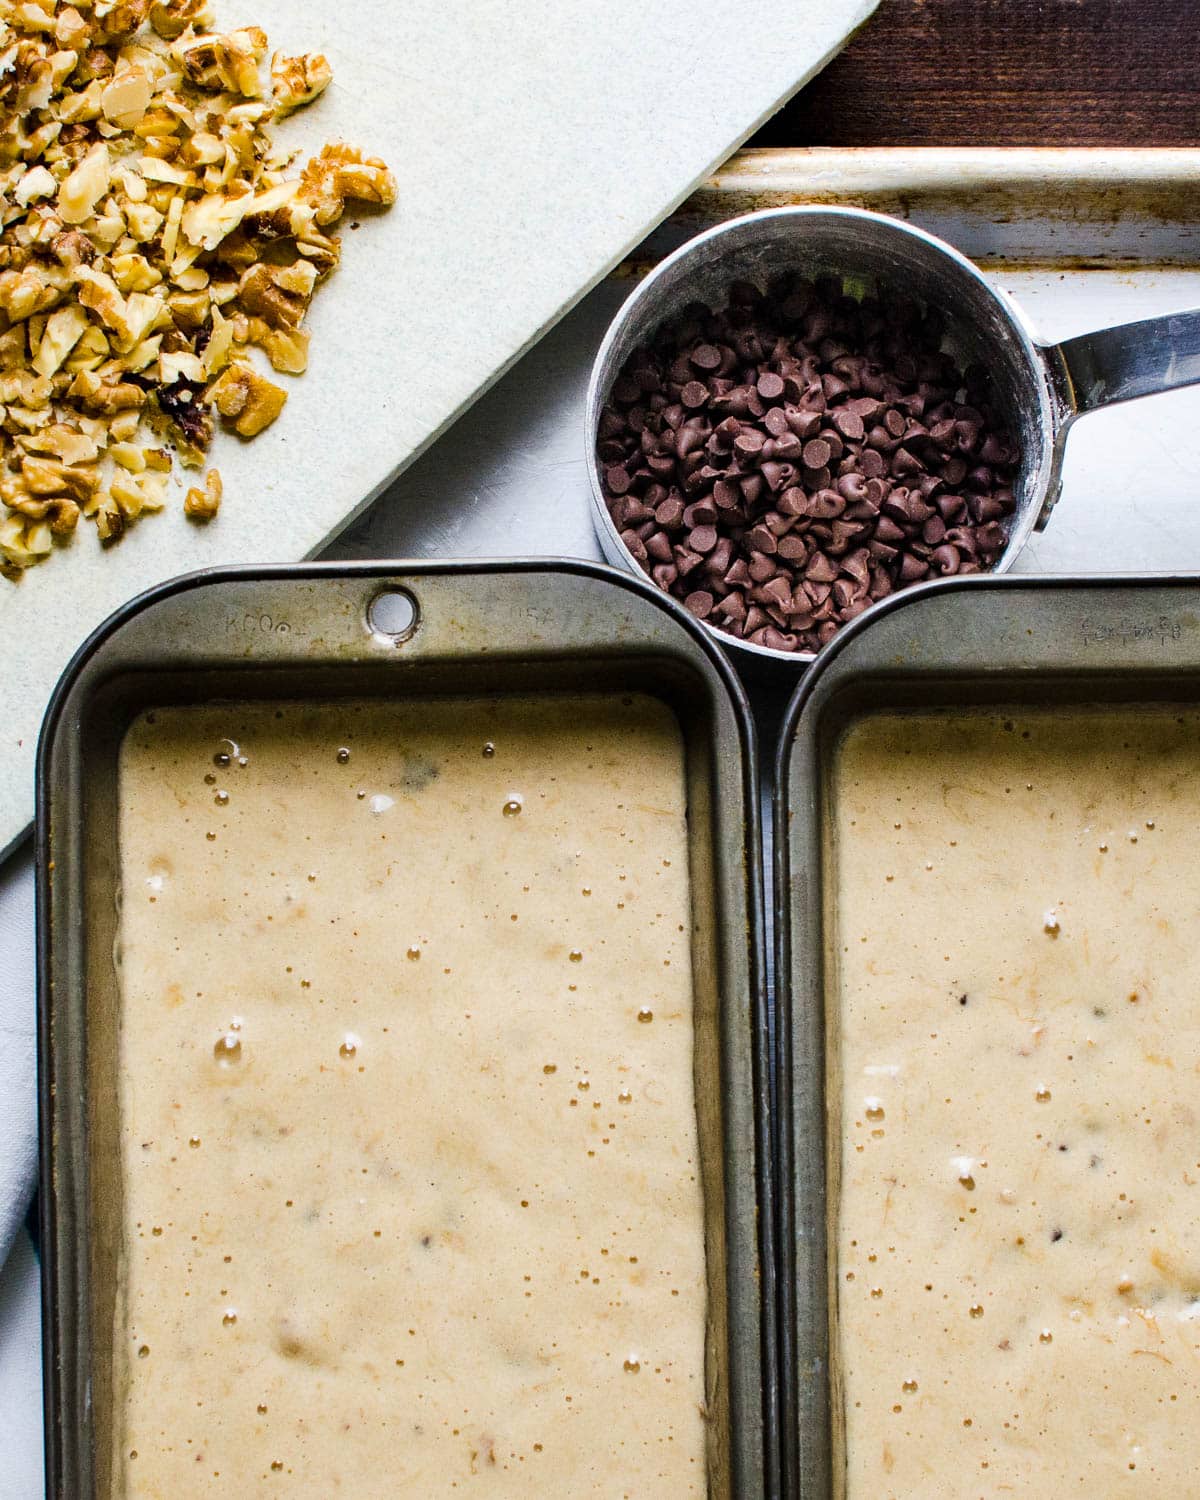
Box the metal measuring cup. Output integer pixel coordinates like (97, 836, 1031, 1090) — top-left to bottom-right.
(586, 205, 1200, 666)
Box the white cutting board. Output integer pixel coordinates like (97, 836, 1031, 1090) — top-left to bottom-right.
(0, 0, 876, 857)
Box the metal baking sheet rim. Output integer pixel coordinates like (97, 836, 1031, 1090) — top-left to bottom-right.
(772, 571, 1200, 1498)
(684, 147, 1200, 264)
(36, 557, 777, 1500)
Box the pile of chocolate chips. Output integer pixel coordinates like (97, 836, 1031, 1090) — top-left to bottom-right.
(597, 274, 1020, 654)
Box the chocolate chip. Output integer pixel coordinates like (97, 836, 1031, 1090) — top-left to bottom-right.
(655, 493, 685, 528)
(745, 552, 775, 584)
(682, 497, 717, 528)
(620, 528, 647, 564)
(757, 371, 786, 401)
(832, 408, 865, 442)
(809, 489, 846, 521)
(761, 627, 798, 652)
(690, 343, 722, 372)
(769, 431, 804, 463)
(760, 460, 795, 493)
(684, 589, 714, 619)
(746, 524, 778, 555)
(716, 591, 746, 624)
(759, 574, 793, 610)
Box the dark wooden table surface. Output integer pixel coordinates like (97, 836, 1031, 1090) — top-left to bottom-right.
(751, 0, 1199, 147)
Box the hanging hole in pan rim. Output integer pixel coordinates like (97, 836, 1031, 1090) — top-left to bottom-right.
(367, 587, 419, 643)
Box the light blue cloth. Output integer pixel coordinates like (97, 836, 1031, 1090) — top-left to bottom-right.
(0, 851, 43, 1497)
(0, 1230, 43, 1497)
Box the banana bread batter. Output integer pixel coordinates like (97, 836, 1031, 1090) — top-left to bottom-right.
(832, 708, 1200, 1496)
(114, 694, 706, 1496)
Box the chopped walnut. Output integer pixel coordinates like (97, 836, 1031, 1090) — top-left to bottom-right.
(93, 496, 125, 543)
(148, 0, 215, 41)
(208, 360, 286, 437)
(0, 4, 395, 575)
(237, 262, 308, 329)
(258, 324, 309, 375)
(184, 465, 221, 519)
(300, 143, 398, 227)
(174, 28, 268, 97)
(271, 51, 332, 117)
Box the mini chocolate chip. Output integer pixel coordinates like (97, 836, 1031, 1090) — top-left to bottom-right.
(746, 524, 778, 555)
(684, 589, 714, 618)
(716, 592, 746, 623)
(770, 432, 803, 462)
(620, 529, 648, 564)
(859, 448, 887, 479)
(922, 516, 947, 546)
(761, 627, 798, 652)
(655, 494, 685, 528)
(832, 408, 865, 442)
(809, 489, 846, 521)
(682, 498, 717, 528)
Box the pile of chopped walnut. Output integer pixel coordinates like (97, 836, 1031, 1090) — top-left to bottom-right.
(0, 0, 396, 578)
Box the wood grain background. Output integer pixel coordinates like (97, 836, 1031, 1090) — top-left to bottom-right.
(753, 0, 1200, 146)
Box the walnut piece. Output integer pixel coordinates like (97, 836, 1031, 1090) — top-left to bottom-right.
(208, 360, 286, 437)
(271, 51, 332, 117)
(184, 465, 221, 519)
(0, 4, 395, 576)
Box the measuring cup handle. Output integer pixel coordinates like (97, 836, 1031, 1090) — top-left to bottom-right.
(1054, 308, 1200, 417)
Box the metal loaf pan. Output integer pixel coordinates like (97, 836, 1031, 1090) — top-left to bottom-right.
(773, 573, 1200, 1498)
(37, 559, 775, 1500)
